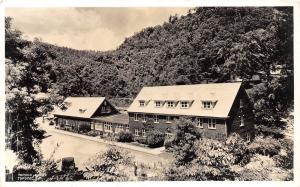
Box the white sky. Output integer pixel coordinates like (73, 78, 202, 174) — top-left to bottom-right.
(5, 7, 190, 51)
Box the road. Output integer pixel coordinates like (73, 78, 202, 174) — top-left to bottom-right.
(38, 118, 172, 170)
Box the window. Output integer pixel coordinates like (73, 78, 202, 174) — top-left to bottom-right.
(246, 133, 251, 142)
(142, 114, 147, 122)
(166, 116, 172, 123)
(155, 101, 162, 107)
(135, 129, 139, 136)
(167, 101, 175, 108)
(134, 113, 139, 121)
(240, 115, 245, 127)
(180, 101, 189, 108)
(104, 122, 112, 132)
(141, 129, 146, 137)
(240, 99, 244, 108)
(208, 119, 216, 129)
(101, 106, 111, 113)
(139, 100, 145, 107)
(196, 118, 204, 128)
(154, 115, 159, 123)
(125, 124, 130, 132)
(202, 101, 216, 109)
(79, 108, 87, 113)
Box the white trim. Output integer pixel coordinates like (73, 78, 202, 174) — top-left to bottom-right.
(139, 100, 145, 107)
(240, 115, 245, 127)
(134, 113, 139, 121)
(166, 101, 175, 108)
(134, 129, 139, 136)
(155, 101, 163, 108)
(196, 117, 204, 128)
(208, 118, 217, 129)
(154, 115, 159, 123)
(141, 129, 146, 137)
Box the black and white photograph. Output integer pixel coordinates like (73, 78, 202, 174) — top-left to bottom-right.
(1, 1, 297, 184)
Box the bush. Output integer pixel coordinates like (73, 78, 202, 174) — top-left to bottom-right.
(248, 136, 282, 157)
(86, 131, 98, 137)
(146, 131, 165, 148)
(116, 131, 133, 142)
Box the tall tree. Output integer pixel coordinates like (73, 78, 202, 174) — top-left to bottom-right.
(5, 17, 52, 163)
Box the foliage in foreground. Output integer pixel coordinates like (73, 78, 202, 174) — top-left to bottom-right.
(83, 146, 134, 181)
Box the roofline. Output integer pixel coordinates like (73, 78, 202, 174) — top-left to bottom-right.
(141, 82, 242, 89)
(53, 114, 92, 120)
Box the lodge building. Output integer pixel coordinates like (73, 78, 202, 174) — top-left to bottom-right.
(53, 82, 255, 141)
(127, 82, 255, 141)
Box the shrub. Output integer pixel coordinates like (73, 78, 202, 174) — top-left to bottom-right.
(116, 131, 134, 142)
(146, 131, 165, 148)
(86, 131, 98, 137)
(83, 147, 133, 181)
(248, 136, 282, 157)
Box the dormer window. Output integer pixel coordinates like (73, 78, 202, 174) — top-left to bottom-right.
(167, 101, 175, 108)
(180, 101, 190, 108)
(155, 101, 163, 107)
(139, 100, 145, 107)
(202, 101, 217, 109)
(79, 108, 87, 113)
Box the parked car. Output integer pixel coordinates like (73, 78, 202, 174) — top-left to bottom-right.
(61, 157, 76, 171)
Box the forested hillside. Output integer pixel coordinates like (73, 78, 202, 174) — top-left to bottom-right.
(27, 7, 292, 98)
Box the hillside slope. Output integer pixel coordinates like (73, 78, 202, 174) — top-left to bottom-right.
(36, 7, 292, 99)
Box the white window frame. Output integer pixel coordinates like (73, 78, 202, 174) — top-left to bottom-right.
(202, 101, 212, 109)
(208, 119, 216, 129)
(125, 124, 130, 132)
(154, 115, 159, 123)
(196, 118, 204, 128)
(180, 101, 189, 108)
(166, 116, 172, 123)
(246, 133, 251, 142)
(141, 129, 146, 137)
(135, 129, 139, 136)
(240, 115, 245, 127)
(134, 113, 139, 121)
(167, 101, 175, 108)
(142, 114, 147, 123)
(155, 101, 162, 107)
(104, 122, 112, 132)
(139, 100, 145, 107)
(240, 99, 244, 108)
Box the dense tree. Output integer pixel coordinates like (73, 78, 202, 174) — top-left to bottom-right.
(167, 118, 202, 165)
(5, 17, 53, 163)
